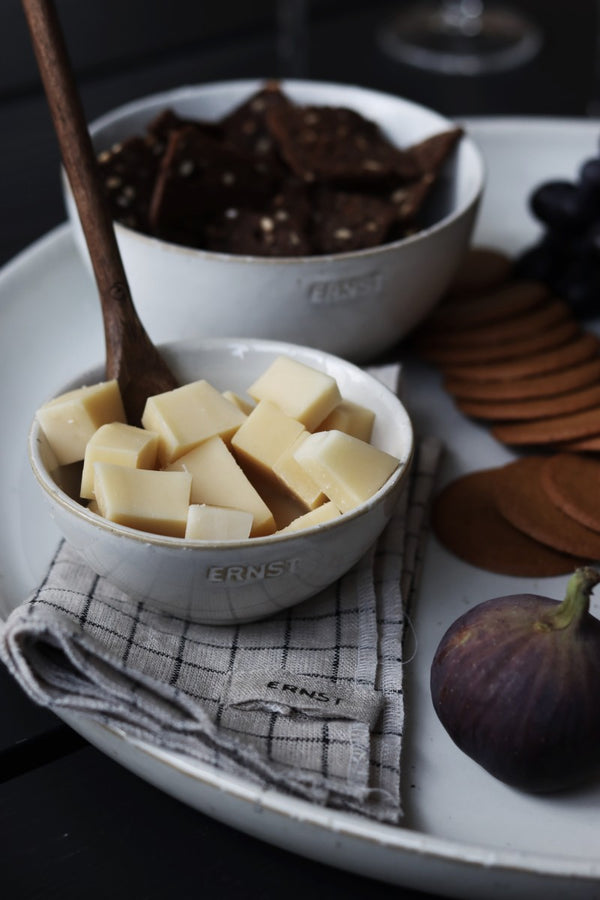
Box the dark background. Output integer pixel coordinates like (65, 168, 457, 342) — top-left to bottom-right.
(1, 0, 598, 266)
(1, 2, 599, 898)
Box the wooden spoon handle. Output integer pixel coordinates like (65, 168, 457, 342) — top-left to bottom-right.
(21, 0, 177, 422)
(21, 1, 132, 354)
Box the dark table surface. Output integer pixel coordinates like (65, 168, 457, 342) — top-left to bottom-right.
(1, 1, 598, 897)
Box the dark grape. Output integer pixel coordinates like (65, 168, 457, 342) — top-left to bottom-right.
(513, 238, 565, 282)
(579, 157, 600, 195)
(530, 180, 595, 233)
(553, 255, 600, 319)
(566, 220, 600, 259)
(584, 220, 600, 256)
(522, 140, 600, 320)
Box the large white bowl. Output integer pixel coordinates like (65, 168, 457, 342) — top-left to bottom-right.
(64, 79, 484, 362)
(28, 338, 413, 625)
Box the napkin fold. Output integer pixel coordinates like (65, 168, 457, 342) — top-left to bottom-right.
(0, 364, 442, 823)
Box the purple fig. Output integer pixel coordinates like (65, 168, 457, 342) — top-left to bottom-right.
(430, 567, 600, 793)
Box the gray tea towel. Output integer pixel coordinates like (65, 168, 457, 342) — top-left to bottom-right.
(0, 365, 442, 823)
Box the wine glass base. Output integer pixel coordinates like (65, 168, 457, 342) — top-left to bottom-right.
(378, 2, 542, 75)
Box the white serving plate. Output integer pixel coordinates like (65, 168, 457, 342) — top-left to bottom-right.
(2, 118, 600, 898)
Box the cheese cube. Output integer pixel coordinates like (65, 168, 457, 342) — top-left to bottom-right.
(93, 463, 191, 537)
(318, 399, 375, 442)
(272, 432, 326, 510)
(247, 356, 341, 430)
(141, 379, 246, 465)
(185, 504, 253, 541)
(80, 422, 159, 499)
(277, 501, 341, 534)
(231, 400, 305, 475)
(294, 430, 399, 512)
(166, 435, 276, 537)
(36, 380, 126, 465)
(246, 467, 306, 531)
(222, 390, 255, 415)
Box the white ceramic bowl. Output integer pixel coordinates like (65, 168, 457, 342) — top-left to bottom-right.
(64, 79, 484, 362)
(28, 338, 413, 625)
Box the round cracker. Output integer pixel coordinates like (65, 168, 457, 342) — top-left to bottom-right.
(431, 467, 580, 576)
(444, 246, 512, 299)
(441, 332, 599, 383)
(559, 434, 600, 452)
(424, 280, 548, 332)
(541, 453, 600, 533)
(493, 404, 600, 446)
(493, 456, 600, 559)
(420, 317, 578, 366)
(456, 382, 600, 423)
(444, 355, 600, 402)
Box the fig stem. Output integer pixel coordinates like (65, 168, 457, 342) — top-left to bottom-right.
(542, 567, 600, 631)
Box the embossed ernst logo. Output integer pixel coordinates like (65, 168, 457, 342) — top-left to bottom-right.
(307, 271, 382, 306)
(207, 558, 301, 583)
(265, 680, 345, 705)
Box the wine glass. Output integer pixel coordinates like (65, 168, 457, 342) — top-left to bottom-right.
(378, 1, 543, 75)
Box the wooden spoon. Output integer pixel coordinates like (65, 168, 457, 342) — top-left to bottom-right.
(21, 0, 178, 424)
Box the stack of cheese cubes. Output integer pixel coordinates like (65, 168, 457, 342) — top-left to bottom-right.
(35, 356, 400, 541)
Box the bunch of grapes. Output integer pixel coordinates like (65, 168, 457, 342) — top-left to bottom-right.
(514, 154, 600, 318)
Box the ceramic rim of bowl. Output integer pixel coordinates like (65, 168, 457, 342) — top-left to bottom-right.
(28, 337, 414, 551)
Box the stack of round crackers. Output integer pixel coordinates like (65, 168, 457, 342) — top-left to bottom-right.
(416, 247, 600, 452)
(415, 246, 600, 575)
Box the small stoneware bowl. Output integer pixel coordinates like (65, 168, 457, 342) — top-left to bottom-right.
(64, 78, 484, 362)
(28, 338, 413, 625)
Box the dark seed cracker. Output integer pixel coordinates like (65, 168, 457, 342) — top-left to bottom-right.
(219, 83, 291, 177)
(98, 135, 161, 232)
(409, 127, 464, 177)
(310, 187, 397, 254)
(204, 207, 311, 257)
(265, 103, 420, 185)
(146, 108, 223, 144)
(149, 126, 276, 239)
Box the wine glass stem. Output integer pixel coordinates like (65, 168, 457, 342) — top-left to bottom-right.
(440, 0, 485, 36)
(277, 0, 309, 77)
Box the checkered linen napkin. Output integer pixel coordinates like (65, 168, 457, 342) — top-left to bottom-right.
(0, 365, 442, 823)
